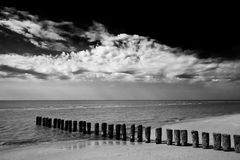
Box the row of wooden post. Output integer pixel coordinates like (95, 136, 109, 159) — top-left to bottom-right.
(36, 116, 240, 153)
(165, 129, 240, 152)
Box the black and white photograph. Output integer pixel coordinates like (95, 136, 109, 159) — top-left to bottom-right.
(0, 1, 240, 160)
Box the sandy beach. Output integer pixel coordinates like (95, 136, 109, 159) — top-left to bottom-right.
(1, 114, 240, 160)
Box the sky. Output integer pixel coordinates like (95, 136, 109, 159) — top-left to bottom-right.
(0, 2, 240, 100)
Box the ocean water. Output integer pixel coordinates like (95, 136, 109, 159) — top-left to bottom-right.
(0, 100, 240, 150)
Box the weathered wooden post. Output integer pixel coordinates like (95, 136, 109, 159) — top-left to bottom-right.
(166, 129, 173, 145)
(73, 121, 77, 132)
(43, 117, 46, 126)
(202, 132, 209, 149)
(174, 129, 180, 146)
(145, 126, 151, 143)
(213, 133, 221, 150)
(87, 122, 91, 134)
(46, 118, 49, 127)
(180, 130, 188, 146)
(116, 124, 121, 140)
(36, 116, 39, 125)
(60, 119, 64, 130)
(130, 124, 135, 142)
(233, 135, 240, 153)
(65, 120, 68, 131)
(68, 120, 72, 132)
(39, 117, 42, 126)
(122, 124, 127, 141)
(155, 128, 162, 144)
(108, 124, 114, 139)
(53, 118, 57, 128)
(95, 123, 99, 135)
(79, 121, 83, 132)
(57, 119, 61, 129)
(222, 134, 231, 151)
(37, 116, 41, 125)
(82, 121, 86, 134)
(191, 130, 199, 148)
(45, 117, 48, 127)
(101, 123, 107, 137)
(38, 116, 41, 125)
(137, 125, 143, 142)
(44, 117, 46, 127)
(48, 118, 52, 128)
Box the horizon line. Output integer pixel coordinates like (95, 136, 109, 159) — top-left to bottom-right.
(0, 99, 240, 101)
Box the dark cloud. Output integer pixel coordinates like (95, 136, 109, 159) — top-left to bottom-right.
(72, 69, 89, 75)
(118, 70, 137, 75)
(0, 26, 60, 55)
(0, 65, 48, 79)
(176, 74, 197, 79)
(0, 7, 90, 53)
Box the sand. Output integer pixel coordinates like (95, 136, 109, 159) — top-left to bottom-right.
(1, 114, 240, 160)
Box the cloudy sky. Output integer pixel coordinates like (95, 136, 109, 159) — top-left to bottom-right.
(0, 2, 240, 100)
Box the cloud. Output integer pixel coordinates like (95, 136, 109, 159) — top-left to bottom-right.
(0, 7, 84, 52)
(0, 7, 240, 84)
(0, 65, 48, 79)
(0, 31, 240, 83)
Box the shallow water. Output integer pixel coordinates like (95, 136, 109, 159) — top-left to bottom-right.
(0, 100, 240, 149)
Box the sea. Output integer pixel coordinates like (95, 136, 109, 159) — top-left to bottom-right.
(0, 100, 240, 150)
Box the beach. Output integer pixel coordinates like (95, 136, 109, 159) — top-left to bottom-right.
(1, 114, 240, 160)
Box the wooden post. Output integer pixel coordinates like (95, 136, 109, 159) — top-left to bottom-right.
(108, 124, 114, 139)
(166, 129, 173, 145)
(65, 120, 68, 131)
(233, 135, 240, 153)
(44, 117, 47, 127)
(145, 126, 151, 143)
(79, 121, 83, 132)
(191, 130, 199, 148)
(101, 123, 107, 137)
(155, 128, 162, 144)
(213, 133, 221, 150)
(73, 121, 77, 132)
(46, 118, 49, 127)
(174, 129, 180, 146)
(39, 117, 42, 126)
(43, 117, 46, 126)
(87, 122, 91, 134)
(37, 116, 41, 125)
(95, 123, 99, 135)
(130, 124, 135, 142)
(45, 117, 48, 127)
(180, 130, 188, 146)
(53, 118, 57, 128)
(68, 120, 72, 132)
(82, 121, 86, 134)
(202, 132, 209, 149)
(60, 119, 64, 130)
(222, 134, 231, 151)
(57, 119, 61, 129)
(48, 118, 52, 128)
(122, 124, 127, 141)
(137, 125, 143, 142)
(36, 116, 39, 125)
(116, 124, 121, 140)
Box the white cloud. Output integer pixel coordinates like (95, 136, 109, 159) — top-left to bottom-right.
(1, 8, 240, 84)
(1, 32, 240, 83)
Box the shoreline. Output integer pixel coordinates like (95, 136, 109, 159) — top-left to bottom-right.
(1, 114, 240, 160)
